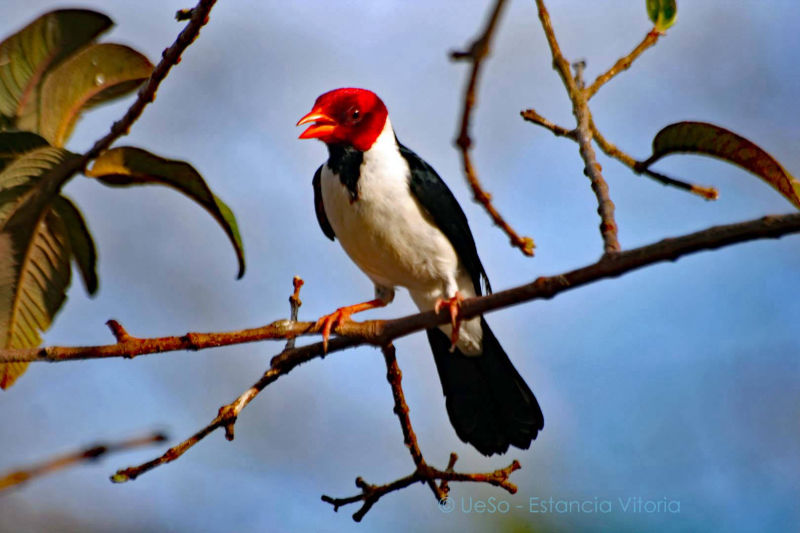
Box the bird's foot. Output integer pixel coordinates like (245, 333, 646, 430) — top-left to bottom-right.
(434, 291, 464, 350)
(314, 298, 386, 353)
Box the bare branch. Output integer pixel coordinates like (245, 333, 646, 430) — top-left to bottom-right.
(0, 432, 166, 492)
(0, 318, 317, 364)
(535, 0, 620, 254)
(110, 278, 306, 482)
(520, 108, 576, 139)
(66, 212, 796, 483)
(381, 344, 445, 502)
(520, 107, 719, 200)
(318, 344, 520, 521)
(321, 456, 520, 522)
(585, 29, 661, 100)
(2, 213, 800, 368)
(589, 116, 719, 200)
(452, 0, 535, 257)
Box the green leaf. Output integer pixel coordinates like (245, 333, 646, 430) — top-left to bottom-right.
(86, 147, 246, 278)
(0, 131, 49, 172)
(646, 0, 677, 31)
(38, 43, 153, 147)
(0, 9, 113, 127)
(642, 121, 800, 209)
(52, 195, 98, 295)
(0, 146, 82, 388)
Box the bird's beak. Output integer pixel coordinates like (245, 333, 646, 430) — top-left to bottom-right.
(296, 110, 336, 140)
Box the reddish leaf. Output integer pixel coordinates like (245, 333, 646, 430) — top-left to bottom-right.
(642, 121, 800, 209)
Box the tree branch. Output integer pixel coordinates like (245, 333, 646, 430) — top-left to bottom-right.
(80, 0, 218, 166)
(520, 107, 719, 201)
(588, 116, 719, 200)
(318, 344, 519, 520)
(321, 457, 520, 522)
(110, 277, 306, 482)
(520, 108, 576, 139)
(452, 0, 535, 257)
(0, 212, 782, 485)
(535, 0, 620, 254)
(0, 432, 166, 491)
(380, 344, 445, 502)
(3, 213, 799, 368)
(585, 29, 661, 100)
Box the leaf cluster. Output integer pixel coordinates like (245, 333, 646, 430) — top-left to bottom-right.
(0, 10, 245, 389)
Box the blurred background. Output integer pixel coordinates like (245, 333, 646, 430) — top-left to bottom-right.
(1, 1, 798, 531)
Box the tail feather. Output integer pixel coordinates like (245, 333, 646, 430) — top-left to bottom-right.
(427, 317, 544, 456)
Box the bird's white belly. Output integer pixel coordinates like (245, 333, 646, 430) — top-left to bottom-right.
(321, 165, 458, 296)
(321, 162, 483, 355)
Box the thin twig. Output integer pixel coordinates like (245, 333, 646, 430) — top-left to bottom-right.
(0, 432, 166, 491)
(284, 276, 305, 351)
(520, 108, 576, 139)
(111, 364, 281, 482)
(535, 0, 620, 254)
(321, 456, 520, 522)
(520, 107, 718, 200)
(80, 0, 218, 166)
(95, 212, 800, 483)
(452, 0, 535, 257)
(589, 116, 718, 200)
(585, 29, 661, 100)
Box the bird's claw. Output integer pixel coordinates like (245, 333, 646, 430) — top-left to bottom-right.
(434, 291, 464, 351)
(314, 298, 387, 353)
(314, 308, 353, 354)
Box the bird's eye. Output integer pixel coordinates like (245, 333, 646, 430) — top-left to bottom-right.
(351, 109, 360, 120)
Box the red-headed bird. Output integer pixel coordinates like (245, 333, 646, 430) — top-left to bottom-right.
(297, 88, 543, 455)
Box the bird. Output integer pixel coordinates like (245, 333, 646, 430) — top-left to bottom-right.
(296, 87, 543, 456)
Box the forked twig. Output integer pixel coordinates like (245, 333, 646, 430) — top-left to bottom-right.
(452, 0, 535, 256)
(321, 349, 521, 522)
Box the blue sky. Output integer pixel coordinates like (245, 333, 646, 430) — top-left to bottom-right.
(1, 1, 798, 531)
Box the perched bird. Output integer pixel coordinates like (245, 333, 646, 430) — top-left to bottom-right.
(297, 88, 543, 456)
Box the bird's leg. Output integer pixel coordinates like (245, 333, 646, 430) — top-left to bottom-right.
(434, 291, 465, 350)
(315, 299, 387, 353)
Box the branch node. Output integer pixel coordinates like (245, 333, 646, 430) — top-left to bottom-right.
(290, 276, 304, 312)
(106, 319, 133, 345)
(218, 404, 238, 441)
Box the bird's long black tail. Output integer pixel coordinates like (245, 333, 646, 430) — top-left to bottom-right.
(427, 317, 544, 456)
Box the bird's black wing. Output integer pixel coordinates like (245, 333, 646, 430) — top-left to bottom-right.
(312, 165, 335, 241)
(399, 142, 491, 296)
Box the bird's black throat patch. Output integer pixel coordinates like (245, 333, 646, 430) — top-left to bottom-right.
(326, 143, 363, 202)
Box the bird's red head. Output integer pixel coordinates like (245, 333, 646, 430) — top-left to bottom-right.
(297, 88, 388, 152)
